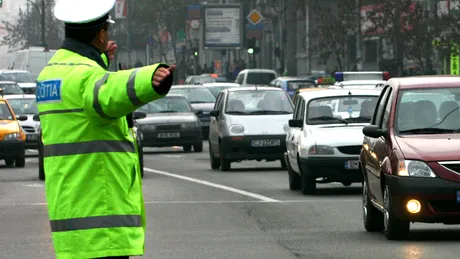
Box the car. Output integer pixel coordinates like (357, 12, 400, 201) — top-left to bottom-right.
(3, 94, 39, 149)
(285, 88, 381, 194)
(329, 80, 387, 90)
(0, 91, 27, 167)
(269, 77, 317, 99)
(208, 87, 294, 171)
(135, 94, 203, 152)
(184, 75, 217, 85)
(168, 85, 216, 138)
(0, 70, 36, 94)
(292, 87, 327, 104)
(0, 81, 25, 95)
(34, 112, 146, 180)
(202, 82, 240, 97)
(235, 69, 277, 87)
(360, 76, 460, 240)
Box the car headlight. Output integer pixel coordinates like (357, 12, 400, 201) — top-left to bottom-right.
(283, 123, 289, 132)
(398, 160, 436, 178)
(182, 122, 200, 129)
(2, 133, 20, 141)
(229, 124, 244, 134)
(308, 145, 334, 155)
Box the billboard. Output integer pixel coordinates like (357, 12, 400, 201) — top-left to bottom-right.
(202, 4, 243, 49)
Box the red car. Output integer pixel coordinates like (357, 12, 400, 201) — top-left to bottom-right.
(360, 76, 460, 240)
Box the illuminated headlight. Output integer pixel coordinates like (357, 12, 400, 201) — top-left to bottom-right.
(283, 123, 289, 132)
(229, 124, 244, 134)
(308, 145, 334, 155)
(2, 133, 20, 141)
(398, 160, 436, 178)
(182, 122, 200, 129)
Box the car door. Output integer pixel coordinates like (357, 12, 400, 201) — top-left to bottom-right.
(287, 97, 301, 167)
(289, 97, 305, 173)
(209, 92, 223, 153)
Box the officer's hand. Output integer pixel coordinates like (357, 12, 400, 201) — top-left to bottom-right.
(153, 65, 176, 87)
(106, 41, 117, 61)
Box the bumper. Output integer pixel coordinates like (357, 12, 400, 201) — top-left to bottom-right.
(0, 141, 25, 158)
(221, 135, 286, 161)
(386, 175, 460, 224)
(142, 129, 202, 147)
(299, 156, 362, 182)
(25, 134, 39, 149)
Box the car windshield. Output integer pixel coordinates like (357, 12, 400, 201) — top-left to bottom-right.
(0, 83, 24, 94)
(396, 88, 460, 134)
(306, 95, 378, 125)
(225, 90, 293, 115)
(246, 72, 276, 85)
(7, 98, 38, 115)
(0, 72, 34, 83)
(138, 97, 192, 114)
(0, 103, 13, 120)
(207, 86, 237, 97)
(169, 88, 216, 103)
(288, 81, 316, 91)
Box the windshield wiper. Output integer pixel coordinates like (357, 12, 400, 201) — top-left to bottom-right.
(399, 128, 460, 134)
(226, 111, 250, 115)
(249, 110, 292, 115)
(346, 116, 371, 122)
(157, 110, 180, 113)
(308, 116, 348, 124)
(190, 101, 212, 104)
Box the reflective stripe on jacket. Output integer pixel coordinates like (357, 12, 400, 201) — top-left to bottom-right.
(36, 40, 170, 259)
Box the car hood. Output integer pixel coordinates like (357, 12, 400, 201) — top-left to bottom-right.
(136, 113, 198, 125)
(0, 120, 19, 135)
(17, 82, 36, 88)
(190, 103, 214, 112)
(396, 135, 460, 162)
(229, 114, 291, 135)
(308, 124, 367, 146)
(18, 114, 40, 129)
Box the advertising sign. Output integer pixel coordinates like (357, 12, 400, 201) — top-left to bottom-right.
(202, 4, 242, 49)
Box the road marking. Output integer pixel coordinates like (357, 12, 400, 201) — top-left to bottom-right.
(144, 167, 280, 202)
(25, 158, 37, 162)
(22, 183, 44, 188)
(27, 149, 38, 153)
(161, 155, 183, 158)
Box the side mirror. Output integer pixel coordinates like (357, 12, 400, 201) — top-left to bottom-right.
(33, 114, 40, 121)
(17, 115, 28, 121)
(195, 109, 203, 115)
(288, 119, 303, 128)
(362, 125, 386, 138)
(133, 111, 147, 120)
(210, 110, 219, 117)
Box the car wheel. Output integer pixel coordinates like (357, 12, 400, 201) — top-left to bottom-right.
(194, 142, 203, 152)
(299, 156, 316, 195)
(209, 142, 220, 170)
(287, 158, 301, 190)
(220, 144, 231, 171)
(280, 158, 287, 169)
(363, 181, 384, 232)
(342, 181, 352, 187)
(183, 145, 192, 152)
(383, 184, 410, 240)
(15, 156, 25, 168)
(5, 158, 14, 166)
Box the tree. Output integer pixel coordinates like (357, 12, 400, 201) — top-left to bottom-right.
(308, 0, 358, 71)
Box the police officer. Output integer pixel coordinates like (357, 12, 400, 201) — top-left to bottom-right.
(36, 0, 175, 258)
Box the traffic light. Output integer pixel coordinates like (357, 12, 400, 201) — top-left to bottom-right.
(247, 38, 257, 55)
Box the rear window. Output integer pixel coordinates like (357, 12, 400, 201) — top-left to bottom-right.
(246, 72, 276, 85)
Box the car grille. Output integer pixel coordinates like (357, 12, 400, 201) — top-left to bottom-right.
(156, 125, 181, 131)
(337, 145, 362, 155)
(429, 201, 460, 214)
(439, 163, 460, 174)
(21, 126, 35, 133)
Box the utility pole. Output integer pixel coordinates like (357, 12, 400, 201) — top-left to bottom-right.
(356, 0, 362, 71)
(40, 0, 46, 47)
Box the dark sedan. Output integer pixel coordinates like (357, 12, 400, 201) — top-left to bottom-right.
(136, 94, 203, 152)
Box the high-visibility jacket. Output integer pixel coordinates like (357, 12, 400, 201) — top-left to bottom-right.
(36, 38, 171, 259)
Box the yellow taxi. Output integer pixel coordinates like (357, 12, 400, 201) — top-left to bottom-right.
(0, 89, 27, 167)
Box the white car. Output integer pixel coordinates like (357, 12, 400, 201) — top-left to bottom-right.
(208, 87, 294, 171)
(235, 69, 277, 87)
(0, 70, 36, 94)
(329, 80, 387, 90)
(3, 94, 40, 149)
(284, 88, 381, 194)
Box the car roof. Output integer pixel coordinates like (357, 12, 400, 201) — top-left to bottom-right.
(2, 94, 35, 99)
(389, 76, 460, 90)
(0, 81, 18, 84)
(0, 70, 29, 74)
(335, 80, 387, 86)
(299, 88, 382, 101)
(239, 69, 276, 73)
(163, 94, 187, 98)
(171, 84, 208, 89)
(226, 86, 283, 92)
(201, 83, 240, 87)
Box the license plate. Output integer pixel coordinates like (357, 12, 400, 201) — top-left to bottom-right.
(27, 134, 37, 140)
(345, 160, 359, 170)
(251, 139, 281, 147)
(457, 191, 460, 203)
(157, 132, 180, 138)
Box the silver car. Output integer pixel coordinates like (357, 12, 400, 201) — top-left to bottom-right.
(202, 82, 240, 97)
(135, 94, 203, 152)
(208, 87, 294, 171)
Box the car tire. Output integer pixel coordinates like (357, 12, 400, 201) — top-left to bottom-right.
(5, 158, 14, 166)
(299, 156, 316, 195)
(209, 142, 220, 170)
(383, 184, 410, 240)
(363, 181, 384, 232)
(280, 158, 287, 169)
(194, 142, 203, 152)
(220, 144, 231, 171)
(183, 145, 192, 152)
(15, 156, 25, 168)
(287, 158, 301, 190)
(342, 181, 352, 187)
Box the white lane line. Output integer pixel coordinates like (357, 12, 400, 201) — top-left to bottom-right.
(144, 167, 280, 202)
(0, 199, 359, 206)
(27, 149, 38, 153)
(161, 155, 183, 158)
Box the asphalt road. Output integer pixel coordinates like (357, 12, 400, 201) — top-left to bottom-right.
(1, 144, 460, 259)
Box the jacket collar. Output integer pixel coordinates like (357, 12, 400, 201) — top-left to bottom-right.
(61, 38, 108, 70)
